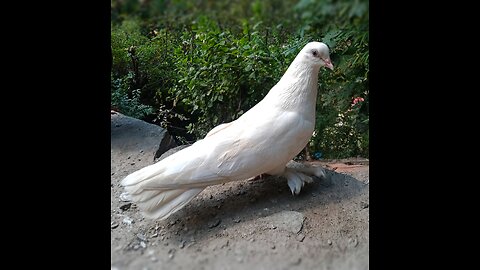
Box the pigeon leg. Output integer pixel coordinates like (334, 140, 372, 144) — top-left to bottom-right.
(283, 161, 327, 195)
(247, 173, 270, 181)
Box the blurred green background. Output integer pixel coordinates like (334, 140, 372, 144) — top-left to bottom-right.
(111, 0, 369, 159)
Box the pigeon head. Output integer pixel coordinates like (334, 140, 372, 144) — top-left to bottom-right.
(300, 42, 334, 70)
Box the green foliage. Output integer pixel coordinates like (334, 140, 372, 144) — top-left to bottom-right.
(111, 18, 183, 122)
(170, 17, 297, 138)
(111, 0, 369, 158)
(294, 0, 369, 158)
(111, 72, 154, 119)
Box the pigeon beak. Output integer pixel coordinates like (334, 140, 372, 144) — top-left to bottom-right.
(323, 58, 334, 70)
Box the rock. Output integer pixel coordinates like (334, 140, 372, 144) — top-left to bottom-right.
(119, 192, 131, 202)
(328, 240, 332, 245)
(361, 202, 369, 209)
(259, 211, 305, 234)
(349, 237, 359, 247)
(221, 240, 229, 249)
(122, 216, 133, 225)
(154, 133, 178, 161)
(236, 190, 246, 196)
(296, 234, 306, 242)
(137, 233, 147, 242)
(208, 219, 221, 229)
(120, 203, 132, 211)
(168, 249, 176, 260)
(140, 241, 147, 248)
(186, 241, 196, 248)
(233, 218, 241, 223)
(111, 112, 176, 163)
(179, 241, 186, 249)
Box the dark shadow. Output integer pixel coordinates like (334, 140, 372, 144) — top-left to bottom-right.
(145, 168, 368, 244)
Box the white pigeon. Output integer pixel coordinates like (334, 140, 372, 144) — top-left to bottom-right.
(121, 41, 334, 220)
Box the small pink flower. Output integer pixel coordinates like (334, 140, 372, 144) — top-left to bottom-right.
(351, 97, 364, 106)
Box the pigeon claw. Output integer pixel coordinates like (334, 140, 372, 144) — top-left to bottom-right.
(286, 170, 313, 195)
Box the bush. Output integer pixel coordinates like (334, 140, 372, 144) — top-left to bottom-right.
(170, 17, 300, 138)
(110, 0, 369, 158)
(294, 0, 369, 158)
(111, 72, 154, 119)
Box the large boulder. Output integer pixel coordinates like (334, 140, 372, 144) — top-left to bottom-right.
(111, 111, 177, 175)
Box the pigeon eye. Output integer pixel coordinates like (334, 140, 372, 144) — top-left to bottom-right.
(312, 50, 318, 57)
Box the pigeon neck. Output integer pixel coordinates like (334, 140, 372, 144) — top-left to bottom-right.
(285, 59, 320, 80)
(268, 60, 320, 114)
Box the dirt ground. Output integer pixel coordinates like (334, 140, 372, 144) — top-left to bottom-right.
(111, 112, 369, 270)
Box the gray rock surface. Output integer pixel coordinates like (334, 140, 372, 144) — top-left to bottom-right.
(111, 111, 369, 270)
